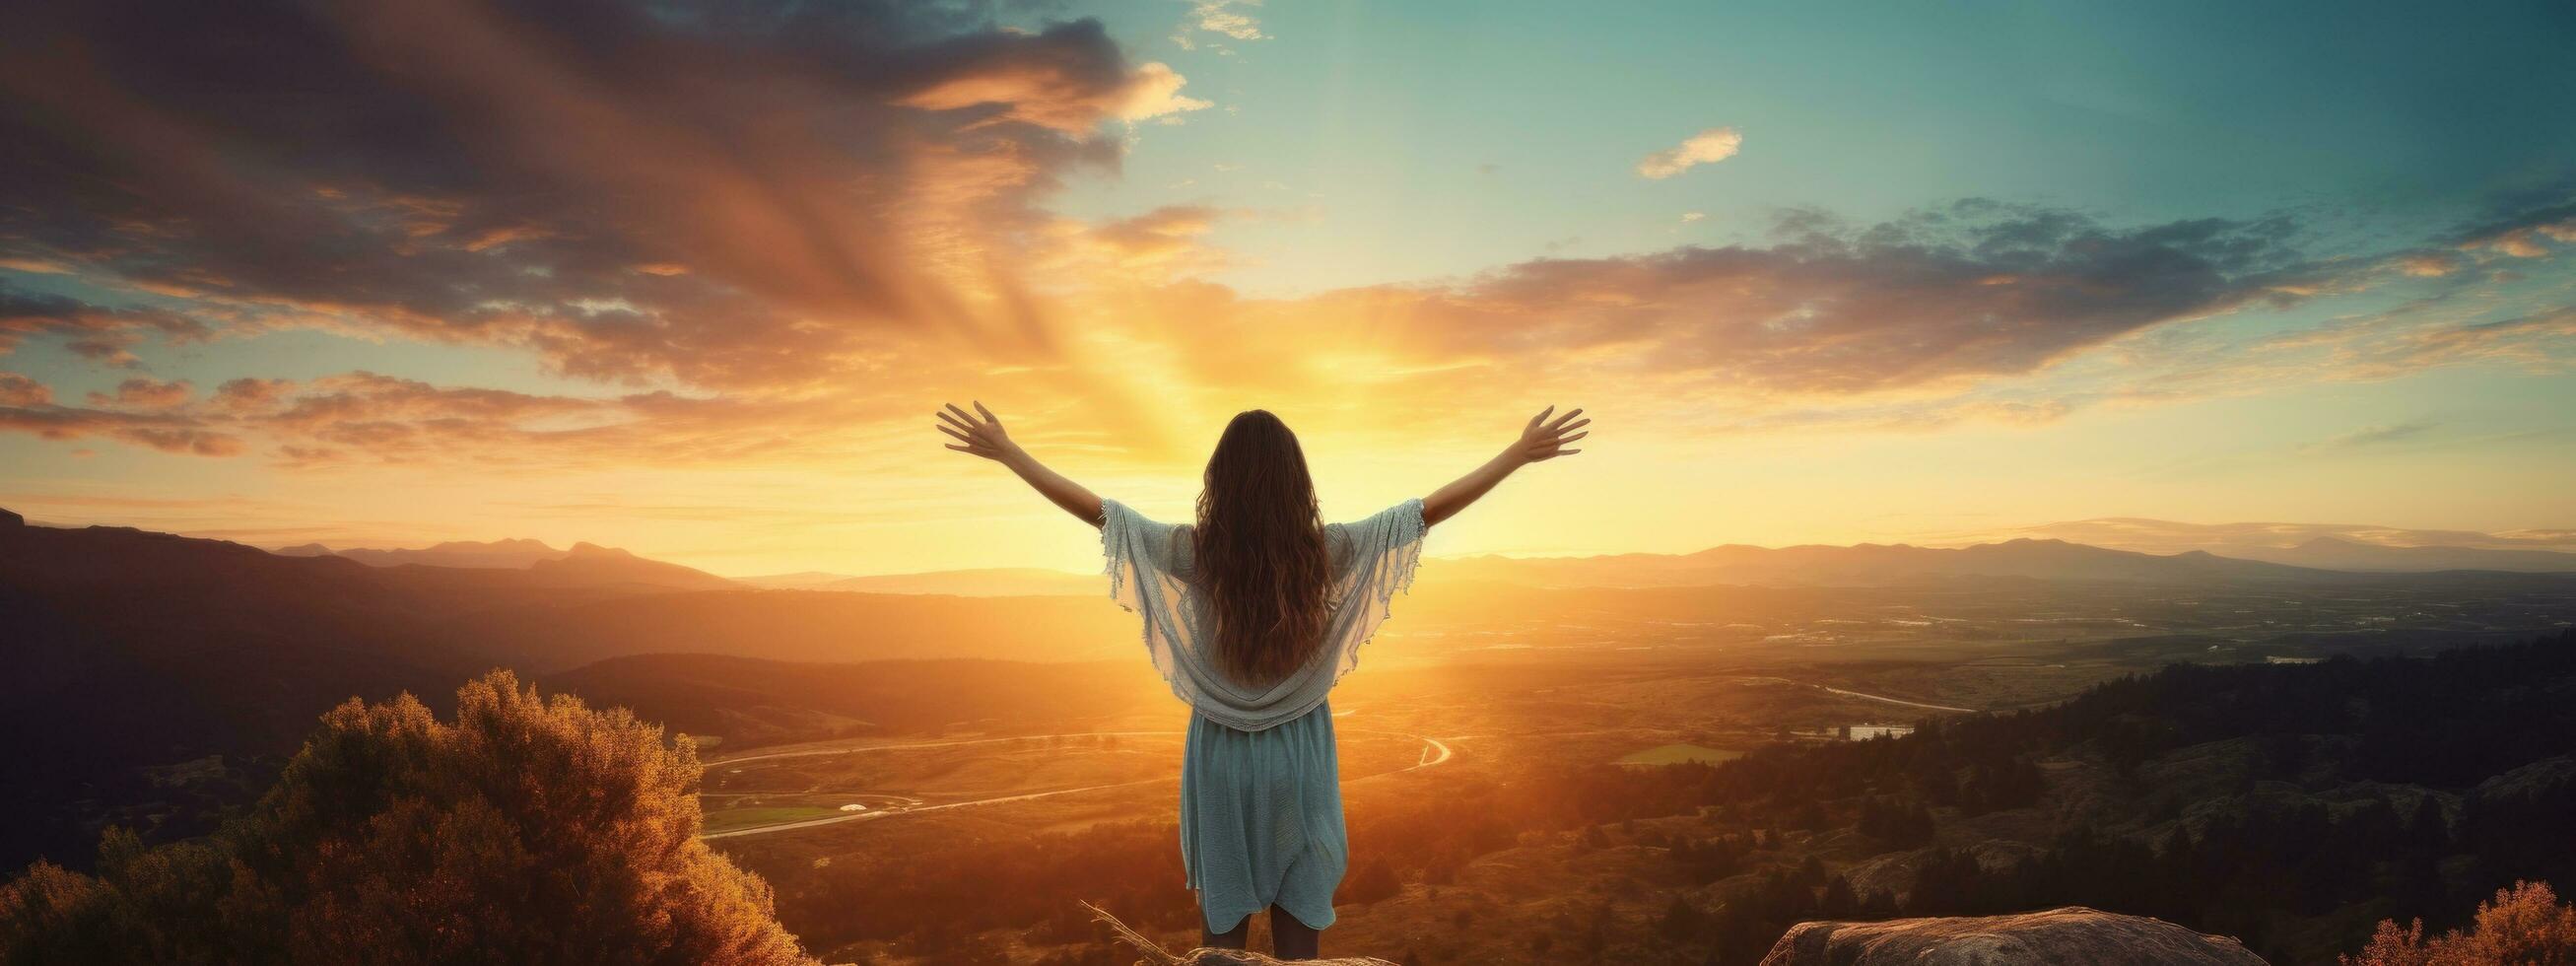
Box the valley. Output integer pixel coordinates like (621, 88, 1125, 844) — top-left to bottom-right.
(6, 512, 2573, 963)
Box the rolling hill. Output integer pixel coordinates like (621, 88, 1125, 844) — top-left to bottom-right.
(1425, 538, 2340, 588)
(2213, 536, 2576, 574)
(0, 511, 1129, 870)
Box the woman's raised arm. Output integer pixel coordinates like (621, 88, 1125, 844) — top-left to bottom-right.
(936, 401, 1106, 527)
(1421, 406, 1590, 528)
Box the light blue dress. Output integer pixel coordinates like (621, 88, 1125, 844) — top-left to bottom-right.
(1180, 701, 1346, 932)
(1100, 498, 1426, 932)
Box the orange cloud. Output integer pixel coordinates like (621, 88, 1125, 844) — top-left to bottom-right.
(1636, 127, 1743, 178)
(0, 372, 48, 406)
(89, 378, 193, 409)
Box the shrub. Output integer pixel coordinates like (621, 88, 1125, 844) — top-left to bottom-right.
(0, 671, 818, 966)
(2343, 880, 2576, 966)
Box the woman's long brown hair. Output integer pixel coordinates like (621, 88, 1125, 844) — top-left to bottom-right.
(1194, 410, 1332, 687)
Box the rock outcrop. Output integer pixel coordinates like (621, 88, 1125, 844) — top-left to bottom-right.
(1758, 907, 2268, 966)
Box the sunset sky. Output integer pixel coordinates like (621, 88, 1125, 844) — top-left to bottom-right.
(2, 0, 2572, 576)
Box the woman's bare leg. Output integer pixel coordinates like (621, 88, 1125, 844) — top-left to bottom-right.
(1269, 906, 1322, 960)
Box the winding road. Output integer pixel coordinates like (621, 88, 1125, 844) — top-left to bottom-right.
(701, 727, 1457, 841)
(1725, 675, 1979, 715)
(1817, 685, 1976, 715)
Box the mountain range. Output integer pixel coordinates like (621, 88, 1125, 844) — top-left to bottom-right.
(736, 567, 1101, 596)
(1426, 538, 2339, 588)
(277, 537, 735, 589)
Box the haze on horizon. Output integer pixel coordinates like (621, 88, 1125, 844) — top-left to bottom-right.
(1, 0, 2571, 577)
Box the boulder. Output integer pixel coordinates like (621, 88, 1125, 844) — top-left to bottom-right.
(1759, 907, 2268, 966)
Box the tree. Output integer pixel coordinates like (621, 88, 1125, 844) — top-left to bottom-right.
(0, 671, 818, 966)
(2343, 880, 2576, 966)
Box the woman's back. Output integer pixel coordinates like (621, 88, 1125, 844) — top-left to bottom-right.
(1102, 496, 1426, 731)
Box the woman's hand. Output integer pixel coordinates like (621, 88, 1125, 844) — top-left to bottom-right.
(1424, 404, 1591, 527)
(1511, 405, 1590, 464)
(936, 401, 1018, 461)
(936, 400, 1106, 526)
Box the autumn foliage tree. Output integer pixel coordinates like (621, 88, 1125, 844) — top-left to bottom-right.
(0, 671, 817, 965)
(2344, 880, 2576, 966)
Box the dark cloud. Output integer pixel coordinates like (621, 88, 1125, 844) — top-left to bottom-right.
(0, 283, 209, 368)
(1204, 201, 2318, 399)
(2450, 181, 2576, 257)
(0, 400, 242, 455)
(0, 0, 1174, 387)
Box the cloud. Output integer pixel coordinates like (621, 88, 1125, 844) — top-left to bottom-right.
(0, 372, 48, 406)
(1680, 212, 1706, 224)
(0, 401, 242, 455)
(2301, 421, 2439, 451)
(0, 284, 209, 367)
(1337, 200, 2311, 396)
(2396, 252, 2459, 277)
(1171, 0, 1265, 51)
(1115, 62, 1214, 122)
(1636, 127, 1743, 179)
(1063, 205, 1228, 276)
(2450, 196, 2576, 260)
(212, 378, 295, 411)
(2323, 307, 2576, 379)
(88, 378, 194, 409)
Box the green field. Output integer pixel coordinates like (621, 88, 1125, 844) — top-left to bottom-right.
(1616, 743, 1742, 767)
(703, 805, 844, 833)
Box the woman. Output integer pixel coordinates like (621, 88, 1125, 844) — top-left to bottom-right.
(936, 402, 1589, 959)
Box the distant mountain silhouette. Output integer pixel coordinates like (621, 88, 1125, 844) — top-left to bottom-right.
(732, 570, 856, 588)
(733, 567, 1099, 595)
(1428, 538, 2339, 588)
(276, 536, 568, 569)
(2213, 536, 2576, 574)
(1994, 518, 2576, 573)
(524, 542, 736, 590)
(821, 567, 1099, 596)
(736, 567, 1097, 595)
(272, 536, 733, 589)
